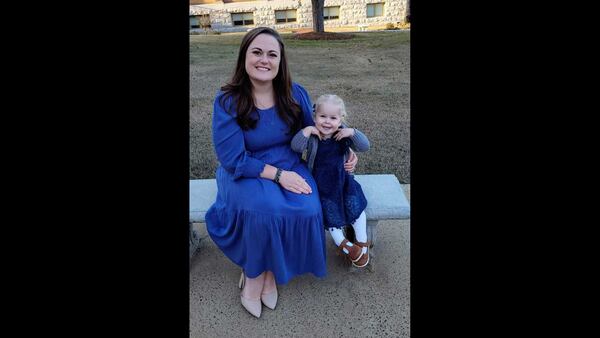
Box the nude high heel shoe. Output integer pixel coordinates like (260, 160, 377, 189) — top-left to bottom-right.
(239, 271, 262, 318)
(261, 273, 278, 310)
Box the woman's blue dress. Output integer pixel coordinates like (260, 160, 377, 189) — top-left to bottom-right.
(205, 83, 327, 284)
(312, 138, 368, 229)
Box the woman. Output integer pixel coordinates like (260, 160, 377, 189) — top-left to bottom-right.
(205, 27, 357, 318)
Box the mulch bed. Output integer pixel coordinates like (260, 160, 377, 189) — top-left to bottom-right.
(291, 31, 355, 40)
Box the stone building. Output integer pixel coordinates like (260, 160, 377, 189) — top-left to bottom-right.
(190, 0, 409, 33)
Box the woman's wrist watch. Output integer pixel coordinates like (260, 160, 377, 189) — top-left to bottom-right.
(274, 168, 283, 184)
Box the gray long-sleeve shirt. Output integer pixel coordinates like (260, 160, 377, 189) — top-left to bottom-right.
(291, 125, 370, 172)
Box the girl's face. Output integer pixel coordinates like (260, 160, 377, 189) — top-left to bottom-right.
(245, 34, 281, 85)
(314, 102, 343, 139)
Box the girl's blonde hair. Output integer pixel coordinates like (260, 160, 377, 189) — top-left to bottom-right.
(313, 94, 347, 122)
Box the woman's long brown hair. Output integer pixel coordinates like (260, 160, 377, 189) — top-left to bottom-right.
(219, 27, 302, 134)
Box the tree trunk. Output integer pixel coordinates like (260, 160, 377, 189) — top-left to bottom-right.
(311, 0, 324, 33)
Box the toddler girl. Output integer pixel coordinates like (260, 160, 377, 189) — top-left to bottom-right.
(291, 94, 371, 267)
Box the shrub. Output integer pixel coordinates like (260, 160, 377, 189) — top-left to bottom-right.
(397, 21, 411, 29)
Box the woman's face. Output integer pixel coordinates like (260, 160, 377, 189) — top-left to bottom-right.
(245, 33, 281, 85)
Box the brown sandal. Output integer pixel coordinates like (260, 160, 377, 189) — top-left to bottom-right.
(352, 240, 371, 268)
(336, 239, 363, 263)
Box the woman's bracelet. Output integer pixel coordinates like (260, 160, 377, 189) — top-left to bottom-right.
(274, 168, 283, 184)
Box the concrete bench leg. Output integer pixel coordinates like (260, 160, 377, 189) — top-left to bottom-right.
(366, 220, 378, 249)
(189, 222, 201, 263)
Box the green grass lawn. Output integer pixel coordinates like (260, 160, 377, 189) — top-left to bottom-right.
(190, 31, 410, 183)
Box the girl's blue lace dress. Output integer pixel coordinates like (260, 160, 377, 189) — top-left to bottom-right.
(312, 138, 368, 229)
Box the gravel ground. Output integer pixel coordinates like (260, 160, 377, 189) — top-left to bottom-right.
(190, 185, 410, 337)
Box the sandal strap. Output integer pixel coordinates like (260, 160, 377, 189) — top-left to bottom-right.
(336, 245, 345, 256)
(337, 239, 353, 253)
(352, 242, 370, 268)
(337, 239, 363, 262)
(354, 240, 371, 248)
(336, 239, 349, 256)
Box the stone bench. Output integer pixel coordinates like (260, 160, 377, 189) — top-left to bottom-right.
(189, 174, 410, 264)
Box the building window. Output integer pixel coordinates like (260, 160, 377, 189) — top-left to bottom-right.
(190, 14, 210, 29)
(366, 3, 384, 18)
(190, 16, 200, 29)
(275, 9, 297, 23)
(232, 12, 254, 26)
(323, 7, 340, 20)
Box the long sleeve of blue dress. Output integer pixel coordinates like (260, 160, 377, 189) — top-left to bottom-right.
(212, 92, 266, 180)
(291, 82, 315, 129)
